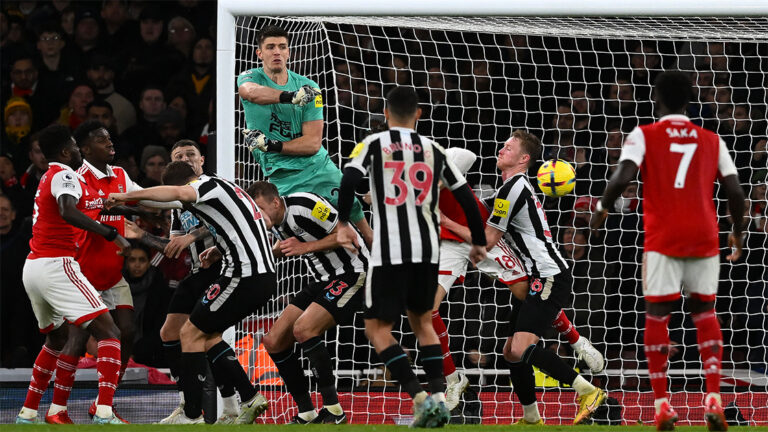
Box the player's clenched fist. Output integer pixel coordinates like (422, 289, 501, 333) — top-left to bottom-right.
(243, 129, 283, 153)
(105, 192, 127, 209)
(280, 84, 321, 106)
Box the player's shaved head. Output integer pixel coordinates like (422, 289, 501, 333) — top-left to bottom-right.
(258, 25, 289, 48)
(162, 160, 196, 185)
(385, 86, 420, 121)
(654, 71, 692, 113)
(38, 124, 74, 161)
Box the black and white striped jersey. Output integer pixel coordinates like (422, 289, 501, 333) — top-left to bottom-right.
(170, 209, 217, 274)
(346, 127, 466, 266)
(486, 173, 568, 279)
(187, 175, 275, 278)
(273, 192, 368, 281)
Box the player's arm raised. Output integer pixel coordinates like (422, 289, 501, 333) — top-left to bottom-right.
(451, 183, 487, 264)
(239, 82, 321, 106)
(106, 185, 197, 208)
(58, 194, 129, 254)
(590, 159, 638, 234)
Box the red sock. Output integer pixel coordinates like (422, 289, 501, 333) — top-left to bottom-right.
(693, 309, 723, 395)
(644, 313, 671, 400)
(431, 310, 456, 376)
(96, 339, 121, 407)
(24, 345, 60, 410)
(51, 354, 79, 407)
(552, 309, 580, 344)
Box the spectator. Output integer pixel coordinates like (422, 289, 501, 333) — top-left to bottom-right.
(2, 97, 33, 157)
(57, 81, 94, 130)
(59, 6, 75, 39)
(139, 144, 169, 186)
(100, 0, 136, 51)
(0, 154, 25, 216)
(119, 85, 165, 158)
(166, 36, 213, 138)
(4, 55, 59, 130)
(85, 53, 136, 133)
(19, 132, 47, 197)
(71, 8, 102, 62)
(86, 99, 118, 137)
(35, 23, 78, 101)
(166, 16, 196, 59)
(155, 108, 186, 148)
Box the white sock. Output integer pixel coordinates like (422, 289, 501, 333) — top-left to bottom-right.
(654, 397, 670, 414)
(571, 375, 596, 396)
(222, 395, 239, 414)
(325, 403, 343, 415)
(446, 370, 459, 384)
(178, 391, 185, 405)
(298, 410, 317, 422)
(18, 407, 37, 419)
(522, 402, 541, 422)
(413, 391, 428, 406)
(47, 403, 67, 415)
(94, 404, 113, 419)
(433, 392, 446, 403)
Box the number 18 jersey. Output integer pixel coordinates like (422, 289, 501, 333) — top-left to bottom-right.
(346, 127, 466, 266)
(619, 114, 738, 258)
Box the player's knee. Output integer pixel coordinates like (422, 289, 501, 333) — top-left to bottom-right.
(262, 331, 280, 353)
(292, 317, 319, 343)
(159, 322, 176, 342)
(180, 321, 203, 344)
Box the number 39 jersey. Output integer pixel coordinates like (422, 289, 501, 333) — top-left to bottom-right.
(346, 126, 466, 266)
(620, 114, 738, 258)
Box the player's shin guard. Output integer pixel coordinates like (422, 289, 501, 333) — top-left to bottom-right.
(51, 354, 79, 408)
(180, 352, 207, 418)
(206, 341, 257, 404)
(552, 310, 580, 345)
(301, 336, 339, 406)
(521, 344, 578, 386)
(24, 345, 60, 410)
(508, 360, 537, 406)
(692, 309, 723, 395)
(420, 344, 446, 395)
(268, 348, 313, 412)
(644, 314, 671, 401)
(431, 310, 457, 377)
(96, 339, 121, 408)
(378, 344, 423, 398)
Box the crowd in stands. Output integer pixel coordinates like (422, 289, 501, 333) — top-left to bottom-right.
(0, 0, 216, 368)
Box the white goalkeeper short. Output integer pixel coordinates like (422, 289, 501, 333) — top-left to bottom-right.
(99, 278, 134, 311)
(438, 240, 528, 293)
(642, 251, 720, 303)
(22, 256, 108, 333)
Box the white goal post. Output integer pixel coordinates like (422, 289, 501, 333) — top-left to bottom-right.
(216, 1, 768, 426)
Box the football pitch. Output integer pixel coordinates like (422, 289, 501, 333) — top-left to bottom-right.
(4, 425, 768, 432)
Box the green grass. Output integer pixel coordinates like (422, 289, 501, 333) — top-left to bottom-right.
(3, 425, 768, 432)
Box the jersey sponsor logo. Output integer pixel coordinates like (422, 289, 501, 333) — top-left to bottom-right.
(314, 94, 323, 108)
(349, 142, 365, 158)
(180, 210, 200, 233)
(268, 113, 301, 140)
(492, 198, 510, 218)
(311, 201, 331, 222)
(84, 198, 103, 210)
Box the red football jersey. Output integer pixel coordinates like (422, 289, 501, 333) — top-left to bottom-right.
(438, 187, 490, 243)
(29, 163, 85, 259)
(74, 160, 141, 290)
(620, 114, 737, 257)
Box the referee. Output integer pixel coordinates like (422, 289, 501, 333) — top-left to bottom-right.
(106, 162, 277, 425)
(336, 86, 487, 428)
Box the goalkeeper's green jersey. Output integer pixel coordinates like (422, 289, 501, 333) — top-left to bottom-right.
(237, 67, 325, 177)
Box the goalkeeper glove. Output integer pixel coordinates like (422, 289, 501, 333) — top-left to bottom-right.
(243, 129, 283, 153)
(280, 85, 321, 106)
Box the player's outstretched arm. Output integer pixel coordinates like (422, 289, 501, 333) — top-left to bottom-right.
(124, 220, 170, 253)
(721, 174, 745, 261)
(591, 159, 638, 234)
(58, 194, 129, 254)
(239, 82, 321, 106)
(106, 185, 197, 208)
(163, 226, 211, 258)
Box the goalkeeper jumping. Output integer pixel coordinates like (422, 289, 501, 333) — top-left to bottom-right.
(238, 25, 372, 244)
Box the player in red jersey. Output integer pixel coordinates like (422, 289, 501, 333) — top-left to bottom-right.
(15, 125, 130, 425)
(435, 148, 604, 419)
(43, 120, 149, 424)
(592, 71, 745, 432)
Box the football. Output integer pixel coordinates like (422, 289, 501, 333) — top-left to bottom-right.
(537, 159, 576, 197)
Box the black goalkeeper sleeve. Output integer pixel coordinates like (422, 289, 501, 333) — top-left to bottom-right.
(451, 183, 487, 247)
(337, 167, 364, 223)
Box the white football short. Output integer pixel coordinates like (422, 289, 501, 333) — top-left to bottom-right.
(22, 257, 108, 333)
(438, 240, 528, 293)
(642, 251, 720, 303)
(99, 278, 134, 310)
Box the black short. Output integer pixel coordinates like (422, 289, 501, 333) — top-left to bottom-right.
(364, 263, 438, 322)
(512, 271, 572, 337)
(190, 272, 277, 334)
(290, 272, 365, 325)
(167, 264, 221, 315)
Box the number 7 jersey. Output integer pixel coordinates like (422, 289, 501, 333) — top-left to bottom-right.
(620, 114, 738, 258)
(346, 127, 467, 266)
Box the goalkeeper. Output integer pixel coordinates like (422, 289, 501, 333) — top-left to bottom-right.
(238, 25, 372, 244)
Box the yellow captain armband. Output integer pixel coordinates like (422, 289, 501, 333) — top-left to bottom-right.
(349, 142, 365, 158)
(492, 198, 510, 218)
(314, 94, 323, 108)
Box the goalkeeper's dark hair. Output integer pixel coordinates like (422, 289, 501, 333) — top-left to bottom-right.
(511, 129, 541, 168)
(654, 71, 692, 113)
(162, 161, 197, 186)
(73, 120, 107, 147)
(171, 139, 202, 154)
(38, 124, 74, 160)
(385, 86, 420, 120)
(258, 25, 289, 48)
(247, 181, 279, 201)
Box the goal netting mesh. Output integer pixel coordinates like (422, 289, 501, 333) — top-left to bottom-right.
(229, 16, 768, 425)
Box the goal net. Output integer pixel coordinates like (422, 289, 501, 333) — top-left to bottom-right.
(227, 15, 768, 425)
